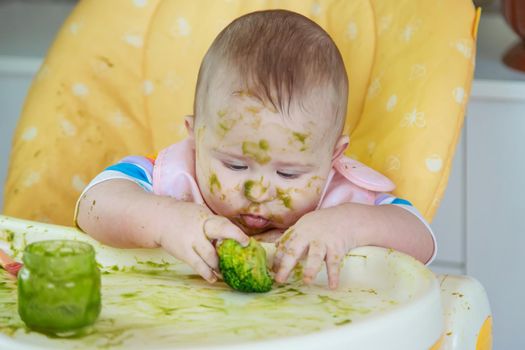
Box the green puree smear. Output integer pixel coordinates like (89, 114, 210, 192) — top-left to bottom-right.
(243, 178, 268, 201)
(209, 173, 222, 194)
(292, 132, 310, 151)
(0, 260, 391, 349)
(242, 140, 271, 165)
(276, 187, 293, 209)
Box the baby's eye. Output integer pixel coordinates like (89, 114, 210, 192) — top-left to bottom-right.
(223, 162, 248, 171)
(276, 171, 301, 179)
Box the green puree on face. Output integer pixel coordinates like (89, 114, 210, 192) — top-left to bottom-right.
(243, 178, 268, 201)
(276, 187, 293, 209)
(209, 172, 222, 194)
(242, 140, 271, 165)
(17, 240, 101, 336)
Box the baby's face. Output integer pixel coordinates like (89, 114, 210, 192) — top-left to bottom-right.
(194, 91, 337, 236)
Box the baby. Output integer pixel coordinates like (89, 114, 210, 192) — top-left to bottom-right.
(76, 10, 435, 289)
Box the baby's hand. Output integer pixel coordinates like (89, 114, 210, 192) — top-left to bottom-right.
(157, 202, 249, 283)
(272, 206, 358, 289)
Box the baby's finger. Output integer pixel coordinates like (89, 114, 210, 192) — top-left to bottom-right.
(272, 241, 291, 272)
(303, 242, 326, 284)
(186, 251, 217, 284)
(272, 243, 285, 272)
(204, 217, 250, 247)
(193, 239, 219, 271)
(272, 229, 296, 272)
(274, 241, 308, 283)
(325, 247, 343, 290)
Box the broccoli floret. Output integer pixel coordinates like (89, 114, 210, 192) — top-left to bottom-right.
(217, 238, 273, 293)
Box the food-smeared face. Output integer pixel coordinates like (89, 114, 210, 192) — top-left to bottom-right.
(194, 90, 339, 236)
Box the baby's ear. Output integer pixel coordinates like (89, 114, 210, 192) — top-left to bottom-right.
(332, 135, 350, 161)
(184, 115, 195, 139)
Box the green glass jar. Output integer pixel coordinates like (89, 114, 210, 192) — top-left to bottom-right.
(18, 240, 101, 335)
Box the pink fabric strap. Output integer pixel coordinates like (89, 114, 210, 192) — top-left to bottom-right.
(332, 156, 396, 192)
(152, 139, 205, 205)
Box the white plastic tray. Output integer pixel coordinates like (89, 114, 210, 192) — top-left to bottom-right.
(0, 215, 443, 350)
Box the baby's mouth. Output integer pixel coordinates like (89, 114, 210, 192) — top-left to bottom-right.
(240, 214, 270, 229)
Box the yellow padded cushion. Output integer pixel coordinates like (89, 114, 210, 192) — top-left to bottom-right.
(3, 0, 479, 225)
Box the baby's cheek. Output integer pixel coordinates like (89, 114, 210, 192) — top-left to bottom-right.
(270, 185, 320, 225)
(294, 176, 324, 198)
(291, 187, 321, 213)
(205, 191, 233, 217)
(208, 179, 245, 215)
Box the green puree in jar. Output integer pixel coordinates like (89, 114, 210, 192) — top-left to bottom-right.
(17, 240, 101, 336)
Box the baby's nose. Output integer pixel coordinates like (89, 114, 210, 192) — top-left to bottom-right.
(243, 179, 271, 203)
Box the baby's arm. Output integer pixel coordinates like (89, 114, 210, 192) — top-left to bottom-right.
(273, 201, 434, 289)
(77, 179, 178, 249)
(355, 203, 435, 261)
(76, 159, 249, 283)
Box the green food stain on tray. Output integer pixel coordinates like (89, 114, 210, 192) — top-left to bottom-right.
(0, 263, 390, 349)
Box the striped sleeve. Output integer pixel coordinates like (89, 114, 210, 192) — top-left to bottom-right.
(73, 156, 155, 227)
(85, 156, 154, 193)
(375, 193, 437, 265)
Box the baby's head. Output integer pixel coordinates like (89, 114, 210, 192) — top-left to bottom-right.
(188, 10, 349, 235)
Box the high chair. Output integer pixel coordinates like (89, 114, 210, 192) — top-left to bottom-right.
(1, 0, 491, 349)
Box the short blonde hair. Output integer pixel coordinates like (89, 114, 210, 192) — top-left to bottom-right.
(194, 9, 349, 135)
